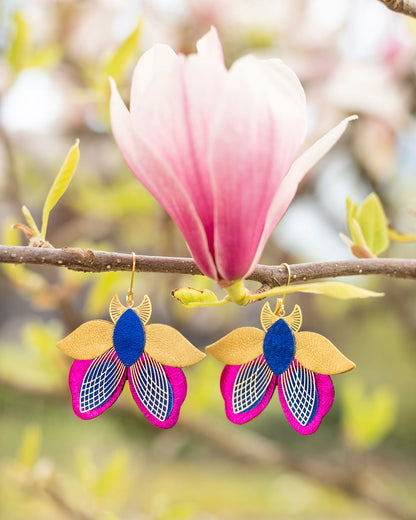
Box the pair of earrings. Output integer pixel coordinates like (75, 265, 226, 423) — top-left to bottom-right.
(57, 257, 355, 434)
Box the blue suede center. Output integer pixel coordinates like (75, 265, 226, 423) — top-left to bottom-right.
(263, 319, 295, 376)
(113, 309, 145, 367)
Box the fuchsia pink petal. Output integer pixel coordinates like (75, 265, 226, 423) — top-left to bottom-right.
(69, 348, 127, 420)
(220, 357, 277, 424)
(128, 352, 187, 429)
(277, 360, 334, 435)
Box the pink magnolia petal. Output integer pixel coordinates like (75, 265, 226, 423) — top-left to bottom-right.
(110, 78, 217, 279)
(196, 26, 225, 64)
(129, 51, 227, 254)
(210, 56, 306, 280)
(130, 44, 178, 110)
(245, 116, 357, 277)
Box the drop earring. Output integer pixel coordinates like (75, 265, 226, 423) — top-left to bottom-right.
(57, 253, 205, 428)
(206, 264, 356, 434)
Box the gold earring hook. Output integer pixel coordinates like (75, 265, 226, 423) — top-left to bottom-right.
(126, 252, 136, 307)
(275, 263, 291, 316)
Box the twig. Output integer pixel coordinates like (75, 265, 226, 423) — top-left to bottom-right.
(0, 245, 415, 285)
(377, 0, 416, 17)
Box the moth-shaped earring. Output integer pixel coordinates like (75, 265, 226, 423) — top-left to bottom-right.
(206, 265, 356, 435)
(57, 253, 205, 428)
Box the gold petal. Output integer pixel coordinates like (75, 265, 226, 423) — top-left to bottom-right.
(284, 304, 303, 333)
(295, 331, 356, 374)
(56, 320, 114, 359)
(133, 294, 152, 325)
(144, 323, 205, 367)
(260, 302, 302, 333)
(260, 301, 277, 331)
(109, 294, 126, 324)
(206, 327, 265, 365)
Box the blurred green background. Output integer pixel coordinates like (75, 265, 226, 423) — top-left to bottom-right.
(0, 1, 415, 519)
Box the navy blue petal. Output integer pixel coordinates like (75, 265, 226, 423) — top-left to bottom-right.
(263, 319, 295, 376)
(113, 309, 145, 367)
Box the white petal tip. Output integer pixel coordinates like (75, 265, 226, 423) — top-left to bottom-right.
(108, 76, 117, 91)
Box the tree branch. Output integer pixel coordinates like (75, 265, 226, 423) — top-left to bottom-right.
(0, 244, 415, 286)
(377, 0, 416, 17)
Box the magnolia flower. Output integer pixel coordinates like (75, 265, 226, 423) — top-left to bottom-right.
(110, 27, 355, 282)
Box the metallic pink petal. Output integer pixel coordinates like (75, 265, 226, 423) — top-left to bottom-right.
(277, 360, 334, 435)
(220, 357, 277, 424)
(245, 116, 357, 277)
(128, 352, 187, 429)
(196, 26, 225, 63)
(210, 56, 306, 280)
(69, 348, 127, 420)
(110, 78, 217, 279)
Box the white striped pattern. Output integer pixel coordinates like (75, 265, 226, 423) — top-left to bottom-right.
(232, 356, 274, 414)
(281, 362, 316, 426)
(130, 352, 171, 421)
(79, 348, 125, 412)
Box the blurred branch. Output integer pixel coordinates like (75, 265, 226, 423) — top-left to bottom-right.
(0, 245, 415, 284)
(1, 375, 414, 520)
(377, 0, 416, 17)
(180, 418, 415, 520)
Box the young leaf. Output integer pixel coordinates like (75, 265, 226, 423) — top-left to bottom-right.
(341, 379, 397, 450)
(388, 227, 416, 242)
(22, 205, 41, 236)
(346, 197, 359, 242)
(172, 287, 226, 307)
(41, 139, 80, 239)
(356, 193, 389, 256)
(249, 281, 384, 301)
(18, 424, 42, 468)
(105, 19, 142, 83)
(7, 12, 29, 72)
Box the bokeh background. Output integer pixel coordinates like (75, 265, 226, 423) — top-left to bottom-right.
(0, 1, 415, 519)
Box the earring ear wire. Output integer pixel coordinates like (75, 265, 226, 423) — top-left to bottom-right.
(126, 252, 136, 307)
(276, 262, 291, 316)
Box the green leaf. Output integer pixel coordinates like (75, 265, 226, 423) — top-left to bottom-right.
(28, 45, 61, 68)
(388, 227, 416, 242)
(346, 197, 359, 241)
(7, 12, 29, 72)
(250, 280, 384, 301)
(105, 19, 142, 83)
(93, 450, 129, 498)
(41, 139, 80, 239)
(86, 271, 122, 316)
(345, 194, 389, 256)
(356, 193, 389, 255)
(18, 424, 42, 467)
(341, 379, 397, 450)
(22, 205, 41, 236)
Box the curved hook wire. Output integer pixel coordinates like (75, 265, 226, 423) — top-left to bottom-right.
(126, 252, 136, 307)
